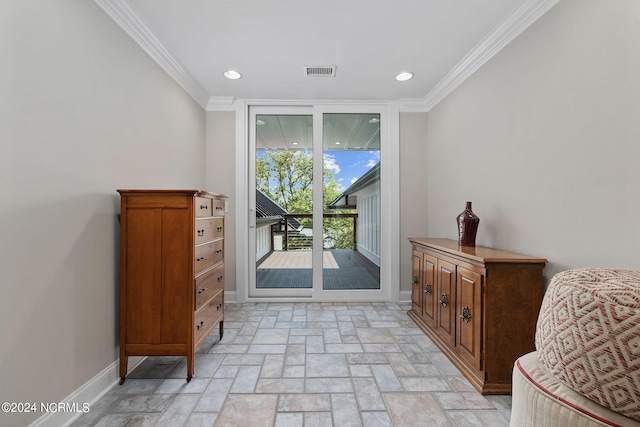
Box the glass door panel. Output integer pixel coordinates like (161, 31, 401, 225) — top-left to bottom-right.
(249, 105, 388, 301)
(322, 113, 381, 291)
(252, 111, 314, 296)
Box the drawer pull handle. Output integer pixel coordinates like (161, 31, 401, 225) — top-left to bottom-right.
(217, 227, 223, 232)
(216, 304, 222, 310)
(425, 283, 432, 295)
(197, 229, 205, 236)
(412, 275, 418, 285)
(440, 293, 448, 308)
(460, 307, 471, 323)
(197, 257, 207, 262)
(216, 249, 223, 254)
(197, 287, 208, 294)
(217, 276, 223, 282)
(196, 321, 205, 331)
(200, 205, 208, 210)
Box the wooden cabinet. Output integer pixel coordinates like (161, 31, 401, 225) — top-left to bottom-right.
(408, 238, 546, 394)
(117, 189, 227, 383)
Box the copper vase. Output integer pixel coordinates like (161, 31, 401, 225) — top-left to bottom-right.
(457, 201, 479, 247)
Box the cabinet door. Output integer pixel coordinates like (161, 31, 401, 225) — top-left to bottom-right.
(421, 254, 437, 329)
(411, 249, 422, 315)
(436, 259, 456, 347)
(456, 267, 483, 370)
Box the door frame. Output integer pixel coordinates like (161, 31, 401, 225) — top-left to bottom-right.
(237, 100, 400, 302)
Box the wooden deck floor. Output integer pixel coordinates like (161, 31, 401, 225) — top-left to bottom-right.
(256, 249, 379, 290)
(257, 251, 339, 269)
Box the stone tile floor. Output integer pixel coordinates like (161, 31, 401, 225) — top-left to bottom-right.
(72, 302, 511, 426)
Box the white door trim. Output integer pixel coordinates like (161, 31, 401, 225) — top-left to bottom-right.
(235, 100, 400, 303)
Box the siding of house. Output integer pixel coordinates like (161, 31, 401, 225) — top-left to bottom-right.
(355, 185, 381, 266)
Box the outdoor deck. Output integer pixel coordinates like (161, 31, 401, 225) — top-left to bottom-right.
(256, 249, 380, 290)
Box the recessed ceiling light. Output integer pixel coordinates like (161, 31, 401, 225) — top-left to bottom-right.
(224, 70, 242, 80)
(395, 72, 414, 82)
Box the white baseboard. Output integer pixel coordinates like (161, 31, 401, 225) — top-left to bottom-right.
(30, 356, 145, 427)
(399, 290, 411, 303)
(224, 290, 237, 303)
(226, 291, 407, 304)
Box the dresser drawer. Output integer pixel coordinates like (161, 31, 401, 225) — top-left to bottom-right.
(213, 199, 225, 216)
(195, 197, 212, 217)
(195, 218, 224, 245)
(195, 239, 223, 274)
(194, 292, 223, 345)
(195, 263, 224, 311)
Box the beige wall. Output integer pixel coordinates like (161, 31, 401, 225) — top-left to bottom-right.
(203, 110, 428, 300)
(399, 113, 429, 295)
(206, 111, 237, 295)
(0, 0, 205, 424)
(4, 0, 639, 423)
(425, 0, 640, 284)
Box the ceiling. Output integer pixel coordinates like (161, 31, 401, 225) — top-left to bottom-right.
(95, 0, 558, 110)
(256, 114, 380, 151)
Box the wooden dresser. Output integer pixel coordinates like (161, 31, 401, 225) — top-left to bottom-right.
(408, 238, 546, 394)
(117, 189, 227, 383)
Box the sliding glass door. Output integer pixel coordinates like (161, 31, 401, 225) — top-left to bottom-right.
(248, 105, 384, 300)
(321, 113, 380, 291)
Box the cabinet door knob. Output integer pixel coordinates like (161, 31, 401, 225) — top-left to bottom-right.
(425, 283, 432, 295)
(412, 275, 418, 284)
(460, 307, 471, 323)
(440, 293, 448, 307)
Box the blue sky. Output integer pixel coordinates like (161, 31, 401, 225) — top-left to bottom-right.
(324, 150, 380, 191)
(256, 149, 380, 192)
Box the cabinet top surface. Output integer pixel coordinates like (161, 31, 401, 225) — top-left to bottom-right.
(117, 189, 228, 199)
(409, 238, 547, 264)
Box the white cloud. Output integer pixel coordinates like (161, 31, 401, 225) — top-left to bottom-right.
(350, 177, 358, 184)
(367, 151, 380, 168)
(324, 154, 341, 174)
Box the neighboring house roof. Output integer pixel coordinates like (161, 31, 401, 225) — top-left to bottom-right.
(256, 189, 302, 230)
(328, 162, 380, 209)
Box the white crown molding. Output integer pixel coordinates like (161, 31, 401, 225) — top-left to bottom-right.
(96, 0, 559, 113)
(412, 0, 561, 113)
(398, 98, 430, 112)
(206, 96, 237, 111)
(95, 0, 210, 108)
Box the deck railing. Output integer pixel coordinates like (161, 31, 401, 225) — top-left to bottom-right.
(280, 213, 358, 251)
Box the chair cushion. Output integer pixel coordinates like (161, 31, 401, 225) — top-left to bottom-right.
(536, 268, 640, 422)
(510, 351, 640, 427)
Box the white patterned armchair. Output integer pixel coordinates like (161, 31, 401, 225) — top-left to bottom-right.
(510, 268, 640, 427)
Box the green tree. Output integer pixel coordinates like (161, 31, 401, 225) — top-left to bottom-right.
(256, 150, 356, 248)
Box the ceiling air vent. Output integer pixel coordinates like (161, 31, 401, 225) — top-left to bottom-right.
(304, 65, 336, 77)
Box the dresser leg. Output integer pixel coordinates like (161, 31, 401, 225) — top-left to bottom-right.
(219, 320, 224, 339)
(186, 353, 194, 383)
(119, 354, 128, 385)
